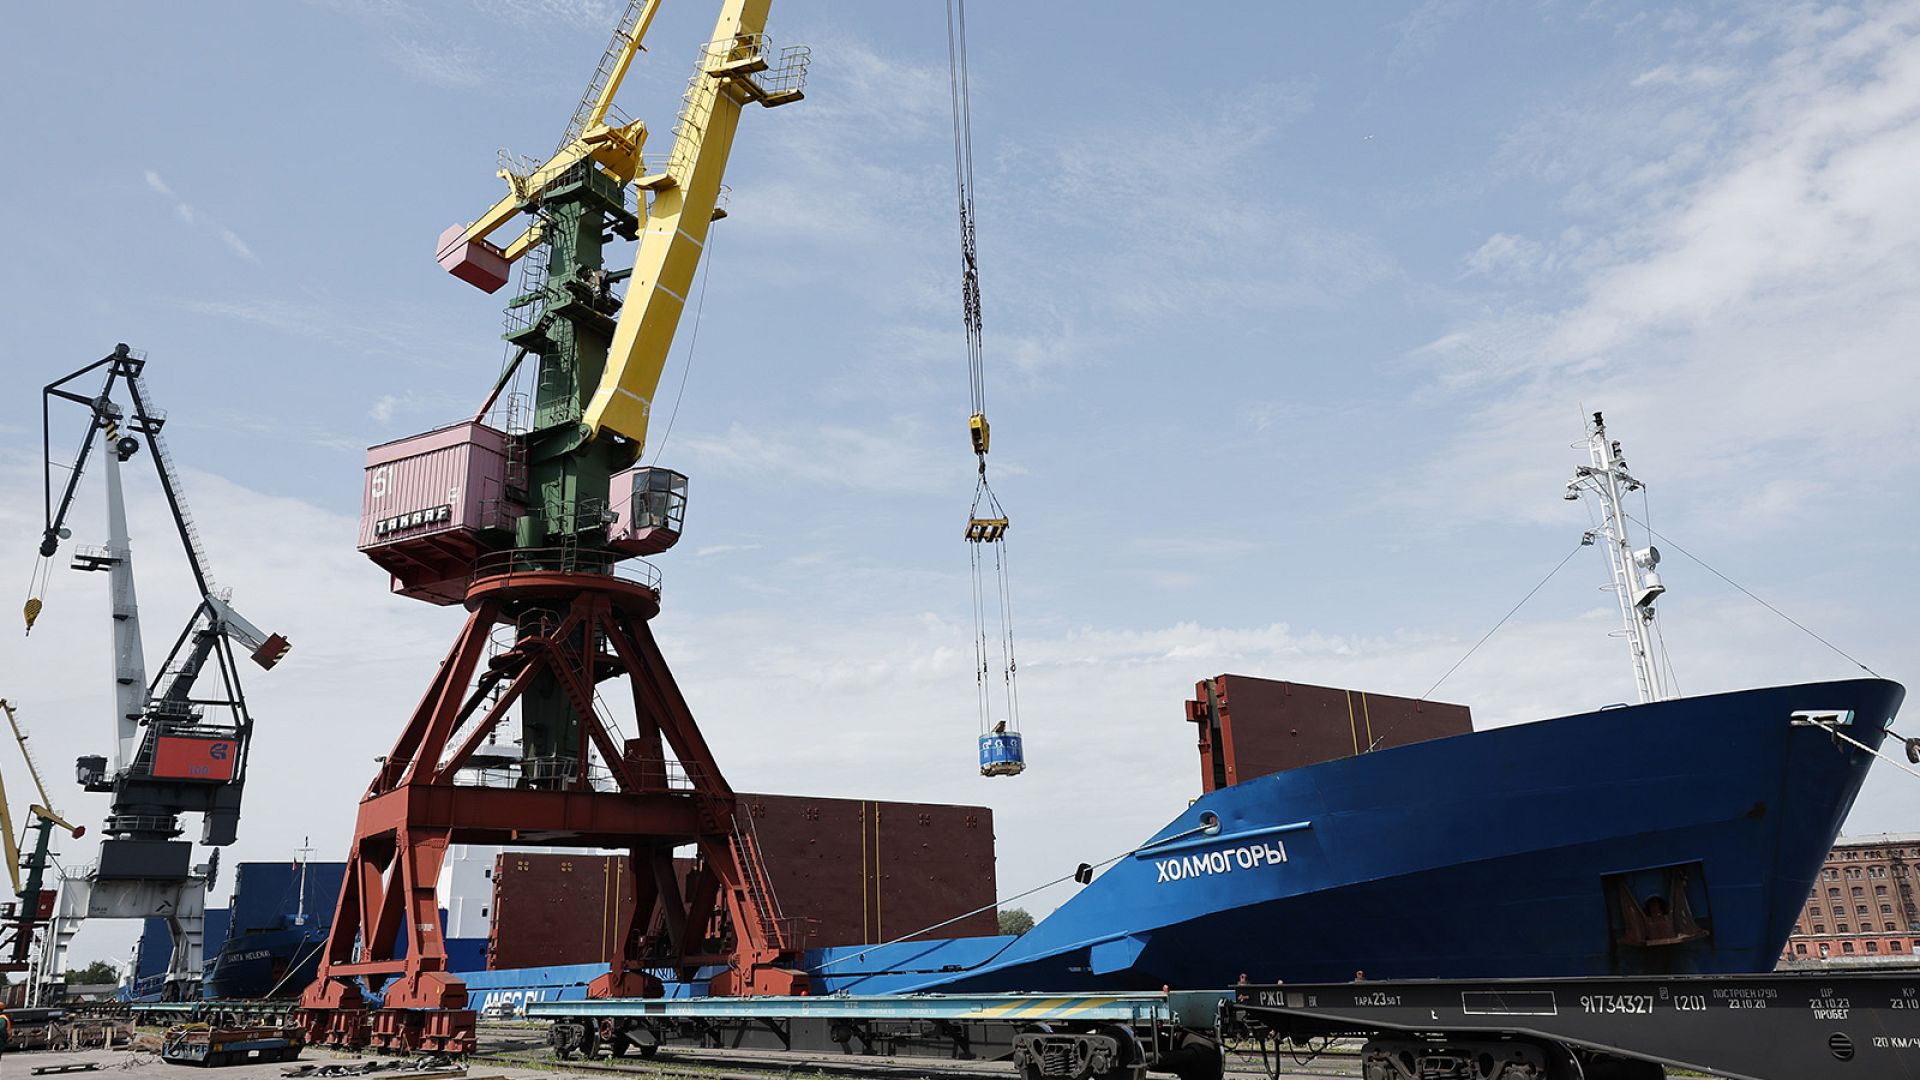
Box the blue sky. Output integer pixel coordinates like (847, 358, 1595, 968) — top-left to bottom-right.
(2, 1, 1917, 968)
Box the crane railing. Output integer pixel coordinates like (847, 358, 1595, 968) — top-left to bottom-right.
(556, 0, 651, 154)
(127, 372, 222, 601)
(471, 546, 662, 593)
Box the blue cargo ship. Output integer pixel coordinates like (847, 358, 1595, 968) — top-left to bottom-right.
(450, 415, 1908, 1009)
(446, 677, 1902, 1014)
(807, 678, 1903, 994)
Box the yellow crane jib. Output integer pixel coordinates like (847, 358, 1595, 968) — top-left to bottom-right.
(0, 767, 16, 897)
(434, 0, 810, 463)
(582, 1, 808, 449)
(0, 699, 81, 898)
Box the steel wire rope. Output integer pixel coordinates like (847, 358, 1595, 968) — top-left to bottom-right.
(969, 540, 992, 734)
(946, 0, 985, 418)
(994, 540, 1020, 731)
(1420, 541, 1589, 701)
(647, 224, 718, 466)
(1650, 615, 1681, 699)
(948, 0, 1016, 744)
(1795, 714, 1920, 784)
(22, 459, 81, 632)
(261, 935, 330, 999)
(23, 555, 53, 633)
(1624, 514, 1882, 679)
(1636, 483, 1681, 696)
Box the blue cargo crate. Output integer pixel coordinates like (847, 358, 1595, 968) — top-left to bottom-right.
(978, 732, 1025, 776)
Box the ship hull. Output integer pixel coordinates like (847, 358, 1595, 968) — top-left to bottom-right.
(804, 679, 1903, 994)
(204, 926, 326, 1001)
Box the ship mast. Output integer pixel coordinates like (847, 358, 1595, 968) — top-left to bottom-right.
(294, 835, 313, 927)
(1565, 412, 1670, 703)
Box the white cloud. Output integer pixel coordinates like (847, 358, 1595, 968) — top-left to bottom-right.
(1390, 0, 1473, 68)
(1413, 3, 1920, 531)
(1462, 232, 1546, 280)
(469, 0, 627, 33)
(216, 228, 256, 262)
(385, 38, 488, 89)
(1006, 78, 1393, 325)
(183, 294, 491, 377)
(676, 419, 952, 496)
(141, 167, 259, 263)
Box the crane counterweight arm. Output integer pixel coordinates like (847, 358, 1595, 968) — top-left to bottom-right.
(437, 0, 666, 294)
(27, 804, 79, 835)
(206, 595, 293, 669)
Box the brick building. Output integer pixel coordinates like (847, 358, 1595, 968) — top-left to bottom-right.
(1778, 832, 1920, 967)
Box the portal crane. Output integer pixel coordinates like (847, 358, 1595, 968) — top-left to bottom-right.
(303, 0, 809, 1054)
(436, 0, 805, 451)
(0, 699, 85, 976)
(25, 347, 291, 1001)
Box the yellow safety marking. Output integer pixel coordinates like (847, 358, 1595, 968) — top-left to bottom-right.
(1006, 996, 1116, 1019)
(860, 801, 870, 940)
(1344, 690, 1359, 756)
(1054, 996, 1123, 1018)
(1361, 692, 1374, 749)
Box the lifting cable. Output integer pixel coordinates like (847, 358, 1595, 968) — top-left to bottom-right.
(23, 555, 52, 635)
(1420, 540, 1587, 702)
(946, 0, 1023, 759)
(1624, 513, 1883, 680)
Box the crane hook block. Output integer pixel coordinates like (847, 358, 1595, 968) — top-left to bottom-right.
(969, 413, 990, 456)
(436, 224, 511, 294)
(965, 517, 1009, 543)
(23, 596, 41, 633)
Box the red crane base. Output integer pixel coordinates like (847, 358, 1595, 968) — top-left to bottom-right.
(296, 568, 806, 1054)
